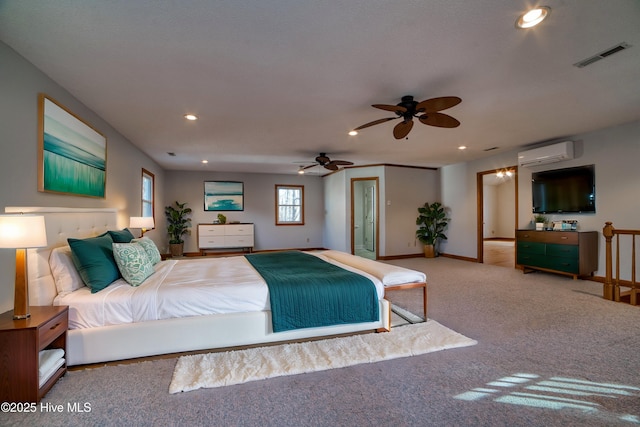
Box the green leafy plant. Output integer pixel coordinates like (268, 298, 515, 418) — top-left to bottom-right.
(534, 214, 547, 224)
(217, 213, 227, 224)
(165, 201, 192, 244)
(415, 202, 450, 247)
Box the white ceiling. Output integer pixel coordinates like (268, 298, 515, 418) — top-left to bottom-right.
(1, 1, 639, 175)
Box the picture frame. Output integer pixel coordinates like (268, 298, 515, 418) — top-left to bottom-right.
(204, 181, 244, 211)
(38, 94, 107, 198)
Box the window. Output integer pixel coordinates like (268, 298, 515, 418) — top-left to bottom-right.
(276, 185, 304, 225)
(141, 169, 155, 218)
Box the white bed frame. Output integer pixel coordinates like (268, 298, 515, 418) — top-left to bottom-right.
(8, 207, 390, 366)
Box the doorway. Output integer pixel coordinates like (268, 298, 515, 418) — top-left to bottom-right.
(476, 167, 518, 265)
(351, 177, 379, 259)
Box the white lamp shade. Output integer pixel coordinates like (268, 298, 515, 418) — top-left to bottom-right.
(0, 215, 47, 248)
(129, 216, 155, 229)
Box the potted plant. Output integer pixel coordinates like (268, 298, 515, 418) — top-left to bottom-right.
(165, 201, 192, 257)
(534, 214, 547, 230)
(416, 202, 450, 258)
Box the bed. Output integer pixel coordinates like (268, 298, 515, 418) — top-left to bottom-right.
(8, 207, 427, 366)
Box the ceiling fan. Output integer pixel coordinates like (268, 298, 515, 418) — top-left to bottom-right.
(353, 95, 461, 140)
(301, 153, 353, 172)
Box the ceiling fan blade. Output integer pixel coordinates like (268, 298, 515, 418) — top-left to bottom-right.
(353, 117, 397, 131)
(328, 160, 354, 166)
(302, 164, 317, 170)
(416, 96, 462, 113)
(393, 120, 414, 139)
(372, 104, 407, 114)
(419, 112, 461, 128)
(324, 163, 339, 171)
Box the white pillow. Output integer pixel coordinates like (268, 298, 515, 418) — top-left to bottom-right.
(49, 246, 86, 296)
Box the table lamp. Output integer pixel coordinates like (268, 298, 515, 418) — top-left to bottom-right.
(129, 216, 155, 237)
(0, 215, 47, 319)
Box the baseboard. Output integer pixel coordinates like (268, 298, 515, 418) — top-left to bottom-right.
(439, 253, 478, 263)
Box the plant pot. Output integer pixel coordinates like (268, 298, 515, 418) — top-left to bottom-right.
(536, 222, 544, 230)
(169, 242, 184, 257)
(423, 244, 436, 258)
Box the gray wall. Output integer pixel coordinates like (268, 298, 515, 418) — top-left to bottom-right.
(0, 42, 165, 312)
(164, 170, 324, 253)
(441, 119, 640, 277)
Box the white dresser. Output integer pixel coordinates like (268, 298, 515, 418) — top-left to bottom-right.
(198, 223, 254, 254)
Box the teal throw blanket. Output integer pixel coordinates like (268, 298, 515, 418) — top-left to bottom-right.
(245, 251, 379, 332)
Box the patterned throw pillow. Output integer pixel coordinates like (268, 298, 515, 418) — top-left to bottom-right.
(131, 237, 162, 265)
(112, 242, 155, 286)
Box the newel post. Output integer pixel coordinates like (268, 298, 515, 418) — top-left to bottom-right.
(603, 222, 614, 300)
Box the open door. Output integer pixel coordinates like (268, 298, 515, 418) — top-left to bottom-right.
(351, 177, 379, 259)
(476, 167, 518, 264)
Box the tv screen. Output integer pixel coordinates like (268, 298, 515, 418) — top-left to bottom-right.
(532, 165, 595, 214)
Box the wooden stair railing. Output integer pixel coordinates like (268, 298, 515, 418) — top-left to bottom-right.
(603, 222, 639, 305)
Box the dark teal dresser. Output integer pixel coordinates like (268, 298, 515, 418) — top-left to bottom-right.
(516, 230, 598, 279)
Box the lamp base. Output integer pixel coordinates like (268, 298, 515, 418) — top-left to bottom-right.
(13, 248, 30, 320)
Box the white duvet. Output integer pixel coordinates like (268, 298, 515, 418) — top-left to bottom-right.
(54, 251, 425, 330)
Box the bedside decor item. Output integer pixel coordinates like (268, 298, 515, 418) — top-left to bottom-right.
(0, 214, 48, 319)
(416, 202, 450, 258)
(165, 201, 192, 257)
(204, 181, 244, 211)
(217, 213, 227, 224)
(38, 94, 107, 198)
(129, 216, 155, 237)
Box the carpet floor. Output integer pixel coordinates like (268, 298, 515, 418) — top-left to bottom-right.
(3, 257, 639, 427)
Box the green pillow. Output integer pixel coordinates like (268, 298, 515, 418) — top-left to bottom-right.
(131, 237, 162, 265)
(112, 242, 155, 286)
(107, 228, 135, 243)
(68, 234, 120, 293)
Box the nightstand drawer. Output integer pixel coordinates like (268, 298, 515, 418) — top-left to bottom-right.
(39, 311, 68, 350)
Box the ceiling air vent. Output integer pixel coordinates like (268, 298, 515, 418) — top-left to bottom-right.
(573, 42, 631, 68)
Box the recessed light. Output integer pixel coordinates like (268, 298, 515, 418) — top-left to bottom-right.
(201, 160, 208, 164)
(458, 145, 467, 150)
(516, 6, 550, 29)
(348, 130, 358, 136)
(184, 114, 198, 121)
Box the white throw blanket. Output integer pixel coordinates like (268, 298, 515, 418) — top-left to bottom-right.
(169, 320, 477, 393)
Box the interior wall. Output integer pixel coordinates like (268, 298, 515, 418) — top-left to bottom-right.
(0, 42, 165, 312)
(164, 170, 324, 253)
(441, 119, 640, 275)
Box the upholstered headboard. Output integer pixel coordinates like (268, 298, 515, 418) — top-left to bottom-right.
(4, 207, 119, 306)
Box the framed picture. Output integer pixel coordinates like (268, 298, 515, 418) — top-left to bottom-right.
(204, 181, 244, 211)
(38, 94, 107, 198)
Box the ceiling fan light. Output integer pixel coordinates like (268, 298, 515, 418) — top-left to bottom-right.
(348, 130, 358, 136)
(516, 6, 550, 29)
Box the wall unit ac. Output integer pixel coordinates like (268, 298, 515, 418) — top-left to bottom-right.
(517, 141, 574, 167)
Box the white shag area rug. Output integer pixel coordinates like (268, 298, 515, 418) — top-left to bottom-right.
(169, 320, 477, 393)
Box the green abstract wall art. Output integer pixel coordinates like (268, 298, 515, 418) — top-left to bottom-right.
(38, 94, 106, 198)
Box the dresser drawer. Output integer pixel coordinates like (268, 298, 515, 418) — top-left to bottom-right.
(225, 235, 254, 247)
(546, 243, 579, 258)
(199, 236, 225, 248)
(517, 241, 545, 255)
(546, 257, 579, 274)
(225, 224, 253, 235)
(199, 225, 225, 236)
(516, 230, 545, 243)
(545, 232, 578, 245)
(39, 311, 68, 350)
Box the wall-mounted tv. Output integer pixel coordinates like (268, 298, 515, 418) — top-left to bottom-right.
(532, 165, 595, 214)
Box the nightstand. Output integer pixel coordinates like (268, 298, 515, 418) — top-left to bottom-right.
(0, 306, 69, 403)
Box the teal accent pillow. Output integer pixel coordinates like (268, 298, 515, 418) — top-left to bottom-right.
(68, 234, 120, 293)
(112, 242, 155, 286)
(131, 237, 162, 265)
(107, 228, 135, 243)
